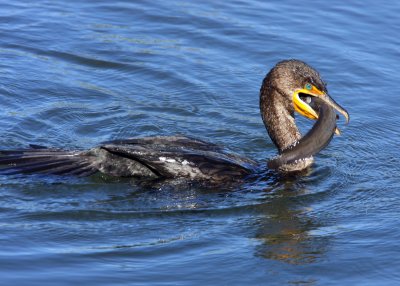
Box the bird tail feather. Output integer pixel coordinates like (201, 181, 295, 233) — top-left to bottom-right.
(0, 148, 97, 176)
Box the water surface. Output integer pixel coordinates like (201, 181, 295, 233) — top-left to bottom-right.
(0, 0, 399, 285)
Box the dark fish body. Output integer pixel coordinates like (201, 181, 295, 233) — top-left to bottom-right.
(267, 97, 338, 170)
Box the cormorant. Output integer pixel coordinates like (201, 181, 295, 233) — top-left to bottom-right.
(0, 60, 349, 181)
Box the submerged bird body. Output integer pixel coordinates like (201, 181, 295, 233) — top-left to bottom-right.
(0, 60, 349, 181)
(0, 136, 257, 181)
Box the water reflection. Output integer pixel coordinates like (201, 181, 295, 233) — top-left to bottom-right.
(253, 177, 328, 265)
(2, 163, 332, 269)
(91, 171, 330, 266)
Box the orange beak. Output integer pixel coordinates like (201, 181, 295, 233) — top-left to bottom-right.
(292, 85, 349, 135)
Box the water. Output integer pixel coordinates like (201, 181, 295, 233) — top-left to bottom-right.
(0, 0, 399, 285)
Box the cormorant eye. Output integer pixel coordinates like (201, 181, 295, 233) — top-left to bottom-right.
(305, 83, 312, 90)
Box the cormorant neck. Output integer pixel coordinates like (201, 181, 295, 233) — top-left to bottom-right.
(260, 86, 301, 153)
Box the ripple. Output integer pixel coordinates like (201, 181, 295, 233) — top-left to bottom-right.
(0, 0, 400, 285)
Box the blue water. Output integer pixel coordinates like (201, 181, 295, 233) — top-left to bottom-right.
(0, 0, 399, 285)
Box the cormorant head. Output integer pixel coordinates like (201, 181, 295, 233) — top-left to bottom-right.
(265, 59, 349, 124)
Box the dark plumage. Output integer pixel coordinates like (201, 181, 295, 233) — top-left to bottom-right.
(0, 60, 349, 181)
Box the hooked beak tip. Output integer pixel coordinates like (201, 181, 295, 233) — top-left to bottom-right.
(342, 109, 350, 124)
(321, 93, 350, 125)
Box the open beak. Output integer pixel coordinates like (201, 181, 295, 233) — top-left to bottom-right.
(292, 85, 350, 134)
